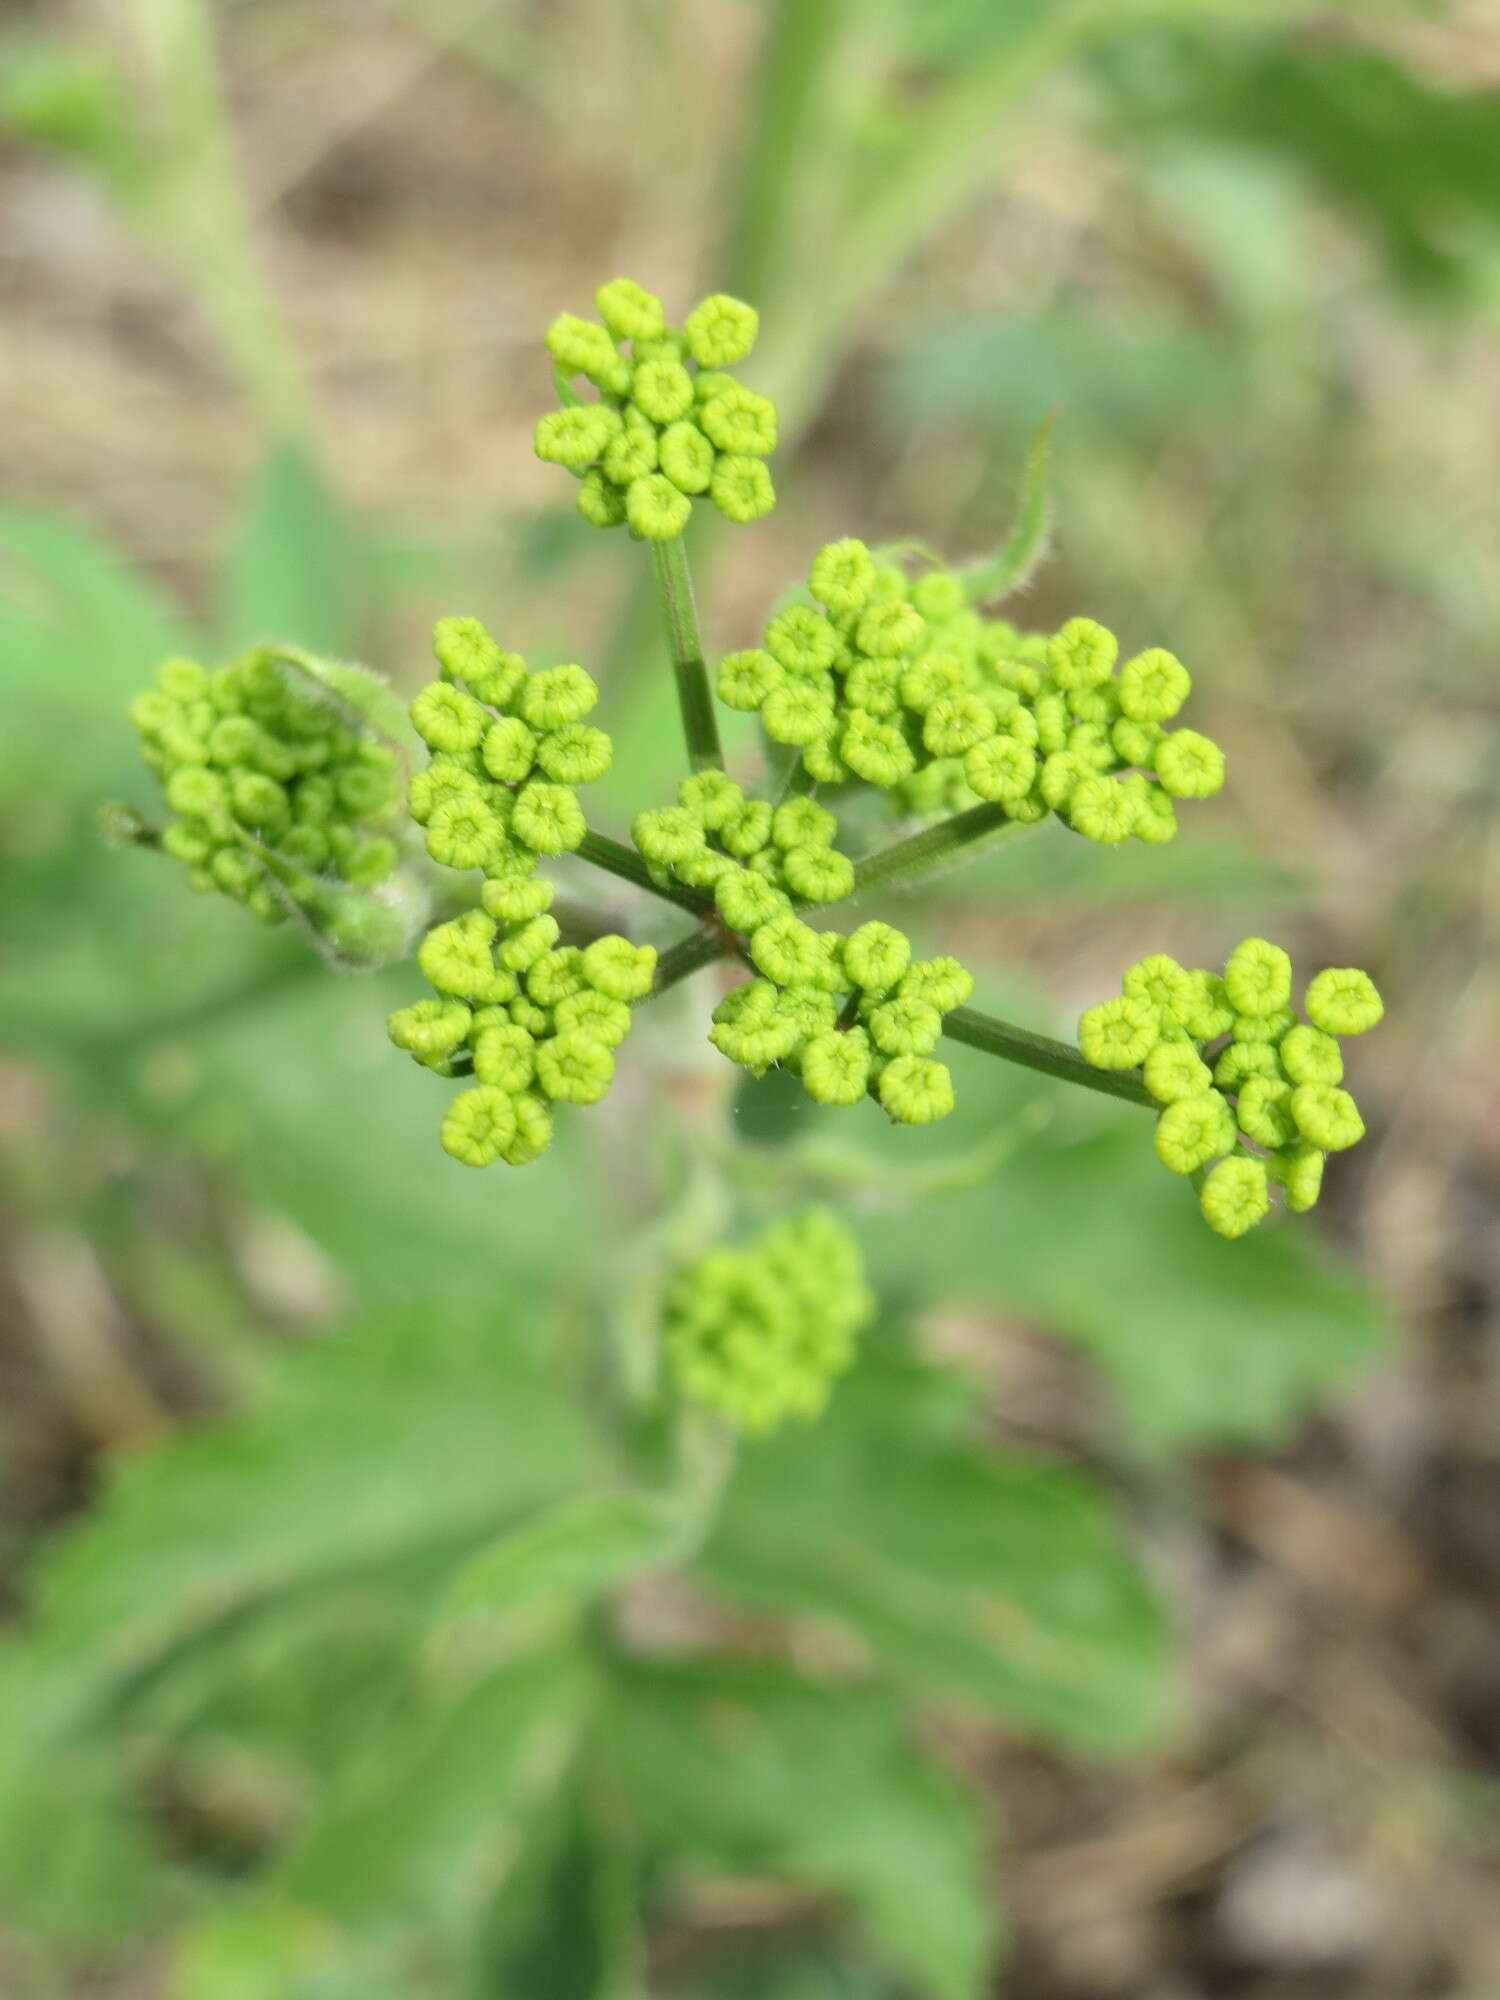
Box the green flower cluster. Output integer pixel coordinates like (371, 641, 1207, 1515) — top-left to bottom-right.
(394, 615, 657, 1166)
(633, 771, 856, 911)
(710, 919, 970, 1125)
(1079, 940, 1384, 1237)
(629, 774, 971, 1122)
(128, 646, 401, 923)
(408, 616, 611, 873)
(719, 540, 1225, 843)
(535, 278, 776, 540)
(664, 1208, 874, 1432)
(387, 876, 656, 1169)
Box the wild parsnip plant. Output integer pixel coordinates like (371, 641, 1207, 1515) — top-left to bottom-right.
(126, 277, 1381, 1300)
(53, 280, 1386, 1995)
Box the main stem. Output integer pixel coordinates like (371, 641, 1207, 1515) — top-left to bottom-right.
(943, 1007, 1153, 1109)
(652, 539, 722, 772)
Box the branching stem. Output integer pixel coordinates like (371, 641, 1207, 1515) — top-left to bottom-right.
(576, 829, 714, 920)
(651, 927, 732, 997)
(943, 1006, 1153, 1108)
(849, 801, 1035, 900)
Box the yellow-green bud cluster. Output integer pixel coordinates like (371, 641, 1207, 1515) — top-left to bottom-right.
(719, 543, 1224, 844)
(535, 278, 776, 540)
(710, 917, 969, 1125)
(629, 776, 970, 1122)
(395, 614, 656, 1165)
(388, 874, 657, 1169)
(632, 772, 856, 912)
(128, 647, 401, 924)
(1078, 940, 1383, 1238)
(408, 617, 611, 875)
(663, 1208, 874, 1432)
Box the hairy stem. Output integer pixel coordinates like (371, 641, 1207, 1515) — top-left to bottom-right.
(849, 801, 1035, 900)
(652, 538, 722, 773)
(650, 926, 732, 997)
(576, 829, 714, 920)
(943, 1006, 1153, 1108)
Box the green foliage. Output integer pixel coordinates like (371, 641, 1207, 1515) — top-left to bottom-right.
(608, 1657, 998, 2000)
(699, 1343, 1169, 1749)
(0, 99, 1405, 1987)
(222, 443, 362, 659)
(1099, 30, 1500, 300)
(834, 1044, 1390, 1449)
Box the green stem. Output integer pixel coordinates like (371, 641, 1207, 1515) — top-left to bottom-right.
(774, 756, 817, 805)
(651, 538, 722, 773)
(650, 927, 731, 997)
(943, 1006, 1153, 1108)
(127, 0, 310, 435)
(718, 0, 845, 310)
(597, 0, 842, 738)
(576, 829, 714, 920)
(849, 801, 1034, 899)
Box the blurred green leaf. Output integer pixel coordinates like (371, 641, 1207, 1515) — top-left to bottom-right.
(915, 819, 1299, 913)
(222, 443, 360, 658)
(278, 1647, 591, 1930)
(0, 32, 141, 191)
(855, 1043, 1389, 1448)
(170, 1898, 445, 2000)
(170, 1902, 347, 2000)
(698, 1340, 1169, 1751)
(7, 1311, 595, 1735)
(175, 971, 611, 1303)
(0, 1309, 598, 1942)
(887, 304, 1240, 438)
(0, 1729, 158, 1944)
(610, 1656, 999, 2000)
(433, 1491, 677, 1634)
(0, 509, 195, 801)
(478, 1788, 633, 2000)
(1098, 31, 1500, 298)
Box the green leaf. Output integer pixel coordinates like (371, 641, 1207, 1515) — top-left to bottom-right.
(433, 1491, 678, 1634)
(854, 1039, 1392, 1448)
(169, 1897, 453, 2000)
(8, 1311, 595, 1740)
(697, 1340, 1169, 1752)
(170, 1902, 352, 2000)
(222, 442, 360, 657)
(959, 411, 1055, 604)
(0, 33, 142, 194)
(277, 1648, 592, 1930)
(610, 1657, 999, 2000)
(0, 1701, 159, 1944)
(478, 1782, 636, 2000)
(174, 970, 613, 1304)
(0, 508, 195, 800)
(1099, 32, 1500, 300)
(732, 1031, 1390, 1451)
(888, 304, 1240, 440)
(0, 1311, 597, 1942)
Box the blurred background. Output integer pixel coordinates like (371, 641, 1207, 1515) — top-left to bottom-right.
(3, 0, 1500, 1995)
